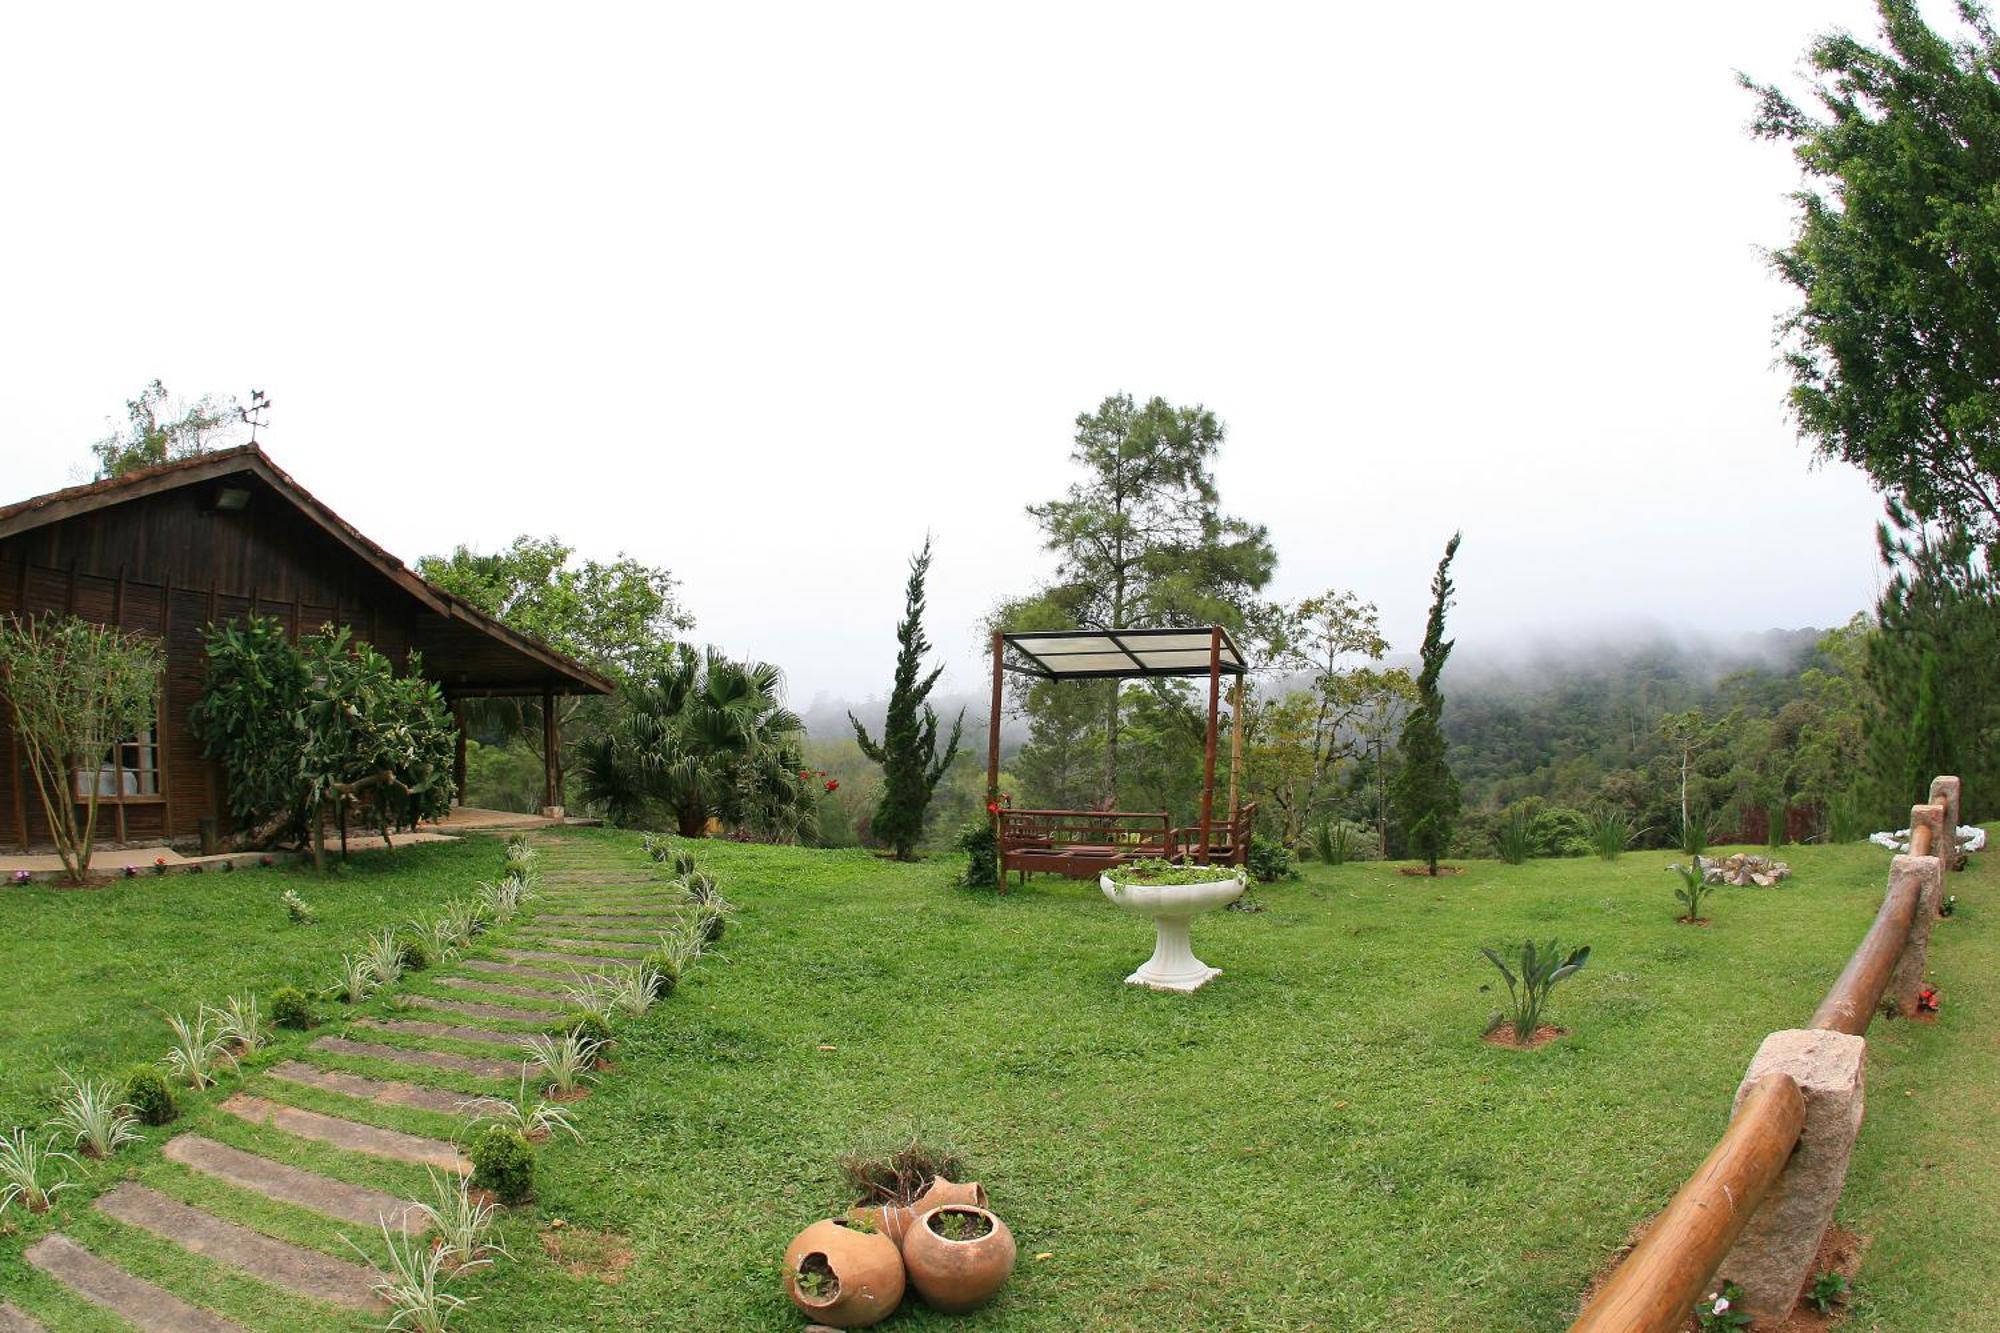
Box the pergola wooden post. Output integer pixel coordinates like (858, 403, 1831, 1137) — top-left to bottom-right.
(1198, 627, 1222, 864)
(451, 698, 468, 807)
(540, 683, 561, 816)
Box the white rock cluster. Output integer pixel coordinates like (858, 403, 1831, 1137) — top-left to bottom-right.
(1868, 825, 1986, 854)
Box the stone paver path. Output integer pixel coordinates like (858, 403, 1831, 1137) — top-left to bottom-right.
(435, 975, 567, 1003)
(163, 1135, 427, 1231)
(402, 995, 560, 1025)
(0, 1303, 46, 1332)
(25, 1234, 246, 1333)
(265, 1059, 503, 1115)
(221, 1094, 470, 1172)
(355, 1015, 521, 1046)
(311, 1034, 520, 1079)
(96, 1183, 384, 1310)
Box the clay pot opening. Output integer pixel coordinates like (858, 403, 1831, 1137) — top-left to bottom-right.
(794, 1251, 841, 1308)
(926, 1205, 995, 1242)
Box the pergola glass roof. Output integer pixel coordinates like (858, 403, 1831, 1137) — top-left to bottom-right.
(1000, 627, 1248, 680)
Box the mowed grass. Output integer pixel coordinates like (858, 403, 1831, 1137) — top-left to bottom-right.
(0, 829, 1994, 1330)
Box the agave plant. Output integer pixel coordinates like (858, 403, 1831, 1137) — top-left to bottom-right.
(50, 1070, 142, 1159)
(412, 1168, 508, 1266)
(332, 952, 382, 1005)
(347, 1219, 480, 1332)
(363, 927, 407, 986)
(163, 1009, 239, 1088)
(519, 1032, 602, 1095)
(207, 994, 267, 1054)
(460, 1070, 582, 1144)
(0, 1128, 79, 1214)
(1480, 939, 1590, 1044)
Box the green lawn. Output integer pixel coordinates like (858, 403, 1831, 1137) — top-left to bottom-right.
(1, 830, 1994, 1330)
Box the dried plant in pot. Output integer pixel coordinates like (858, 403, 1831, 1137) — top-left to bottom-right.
(902, 1204, 1015, 1314)
(782, 1217, 905, 1328)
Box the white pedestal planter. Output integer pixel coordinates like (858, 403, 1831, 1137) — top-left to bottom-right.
(1099, 869, 1246, 992)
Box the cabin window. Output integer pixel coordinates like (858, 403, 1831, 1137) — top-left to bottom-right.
(73, 726, 161, 801)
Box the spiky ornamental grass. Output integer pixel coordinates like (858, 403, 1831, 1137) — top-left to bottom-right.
(348, 1219, 481, 1332)
(413, 1168, 508, 1266)
(50, 1070, 141, 1159)
(605, 962, 662, 1018)
(163, 1009, 238, 1089)
(333, 953, 382, 1005)
(411, 917, 462, 965)
(363, 927, 407, 985)
(519, 1031, 602, 1095)
(459, 1070, 582, 1145)
(207, 994, 267, 1054)
(561, 974, 620, 1029)
(0, 1127, 79, 1213)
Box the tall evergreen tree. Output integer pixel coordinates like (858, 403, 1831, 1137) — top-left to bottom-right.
(851, 537, 965, 859)
(1393, 533, 1463, 876)
(1904, 648, 1957, 811)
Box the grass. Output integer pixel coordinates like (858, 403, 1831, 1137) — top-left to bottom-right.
(0, 828, 1994, 1329)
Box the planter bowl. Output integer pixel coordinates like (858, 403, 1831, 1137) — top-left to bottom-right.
(903, 1205, 1016, 1314)
(783, 1217, 906, 1328)
(1100, 869, 1246, 992)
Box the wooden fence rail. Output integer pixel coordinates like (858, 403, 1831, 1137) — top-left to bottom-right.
(1570, 786, 1963, 1329)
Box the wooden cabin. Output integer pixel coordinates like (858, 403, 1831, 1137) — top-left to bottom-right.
(0, 446, 612, 852)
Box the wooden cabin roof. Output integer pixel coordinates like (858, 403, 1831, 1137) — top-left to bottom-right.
(0, 447, 614, 697)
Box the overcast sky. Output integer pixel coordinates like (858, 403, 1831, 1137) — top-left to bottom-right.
(2, 3, 1911, 710)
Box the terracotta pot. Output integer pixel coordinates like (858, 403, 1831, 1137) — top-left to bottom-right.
(902, 1205, 1015, 1314)
(850, 1203, 917, 1246)
(909, 1176, 987, 1214)
(783, 1217, 906, 1328)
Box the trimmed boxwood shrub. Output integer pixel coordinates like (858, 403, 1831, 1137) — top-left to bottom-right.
(555, 1011, 614, 1048)
(397, 936, 429, 971)
(469, 1125, 536, 1203)
(642, 954, 680, 999)
(1246, 835, 1296, 884)
(122, 1064, 178, 1126)
(270, 986, 318, 1030)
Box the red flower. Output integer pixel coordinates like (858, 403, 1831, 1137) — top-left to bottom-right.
(824, 779, 839, 792)
(1918, 986, 1941, 1014)
(799, 771, 809, 781)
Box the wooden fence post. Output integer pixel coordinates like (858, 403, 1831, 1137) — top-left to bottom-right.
(1716, 1029, 1868, 1322)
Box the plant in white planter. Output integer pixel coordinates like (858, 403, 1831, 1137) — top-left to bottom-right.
(1100, 859, 1247, 992)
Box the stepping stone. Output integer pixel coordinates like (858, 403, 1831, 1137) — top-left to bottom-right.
(311, 1035, 519, 1080)
(356, 1017, 521, 1047)
(401, 996, 560, 1025)
(531, 914, 674, 930)
(497, 947, 639, 969)
(435, 976, 566, 1004)
(96, 1183, 382, 1311)
(163, 1136, 425, 1232)
(513, 937, 651, 956)
(0, 1303, 46, 1332)
(221, 1095, 470, 1173)
(25, 1233, 245, 1333)
(265, 1061, 503, 1116)
(459, 957, 579, 983)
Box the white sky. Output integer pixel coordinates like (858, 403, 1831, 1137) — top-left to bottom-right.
(2, 2, 1905, 709)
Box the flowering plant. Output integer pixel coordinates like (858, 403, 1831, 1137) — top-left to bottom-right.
(824, 779, 839, 793)
(259, 855, 276, 868)
(10, 869, 29, 885)
(1918, 985, 1941, 1014)
(151, 855, 168, 875)
(1696, 1282, 1751, 1330)
(123, 865, 139, 878)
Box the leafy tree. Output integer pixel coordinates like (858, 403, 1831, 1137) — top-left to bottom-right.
(1745, 3, 2000, 542)
(89, 380, 248, 479)
(1016, 393, 1276, 795)
(1250, 589, 1393, 846)
(1392, 534, 1463, 875)
(0, 614, 163, 881)
(417, 535, 691, 807)
(1659, 709, 1722, 836)
(576, 645, 815, 840)
(191, 618, 457, 870)
(1011, 677, 1106, 811)
(849, 538, 964, 860)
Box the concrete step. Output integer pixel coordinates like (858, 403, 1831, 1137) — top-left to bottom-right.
(310, 1035, 519, 1080)
(162, 1135, 425, 1232)
(400, 996, 560, 1026)
(96, 1183, 382, 1311)
(220, 1095, 469, 1173)
(434, 975, 565, 1004)
(355, 1016, 520, 1047)
(265, 1060, 503, 1116)
(24, 1233, 244, 1333)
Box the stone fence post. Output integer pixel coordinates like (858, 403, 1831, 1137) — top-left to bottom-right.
(1716, 1029, 1867, 1322)
(1887, 854, 1943, 1014)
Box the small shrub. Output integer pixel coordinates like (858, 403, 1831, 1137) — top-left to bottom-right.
(839, 1125, 968, 1206)
(1696, 1281, 1752, 1330)
(955, 819, 999, 888)
(552, 1011, 614, 1050)
(1494, 809, 1533, 865)
(1584, 808, 1636, 861)
(1246, 835, 1295, 883)
(270, 985, 318, 1030)
(1313, 818, 1356, 866)
(468, 1124, 536, 1203)
(122, 1064, 178, 1125)
(1669, 862, 1715, 923)
(398, 935, 430, 972)
(1808, 1269, 1850, 1315)
(1479, 939, 1589, 1043)
(281, 887, 318, 924)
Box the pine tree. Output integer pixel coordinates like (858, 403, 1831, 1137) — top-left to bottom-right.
(1904, 649, 1956, 811)
(851, 537, 965, 860)
(1392, 533, 1463, 876)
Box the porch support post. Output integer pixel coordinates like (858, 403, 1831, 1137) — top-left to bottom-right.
(988, 632, 1005, 889)
(1227, 675, 1244, 820)
(451, 699, 468, 808)
(1199, 627, 1221, 864)
(540, 684, 562, 818)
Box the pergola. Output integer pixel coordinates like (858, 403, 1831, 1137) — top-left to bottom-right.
(985, 626, 1254, 881)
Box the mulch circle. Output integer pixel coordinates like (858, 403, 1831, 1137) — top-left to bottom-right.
(1481, 1025, 1565, 1050)
(1397, 865, 1465, 877)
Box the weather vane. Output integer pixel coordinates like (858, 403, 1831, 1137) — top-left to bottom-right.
(239, 389, 271, 444)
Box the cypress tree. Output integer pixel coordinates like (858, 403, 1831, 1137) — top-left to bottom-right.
(1392, 533, 1463, 876)
(1904, 649, 1956, 811)
(851, 537, 965, 860)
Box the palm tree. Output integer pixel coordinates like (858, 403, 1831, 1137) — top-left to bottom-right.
(578, 645, 817, 840)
